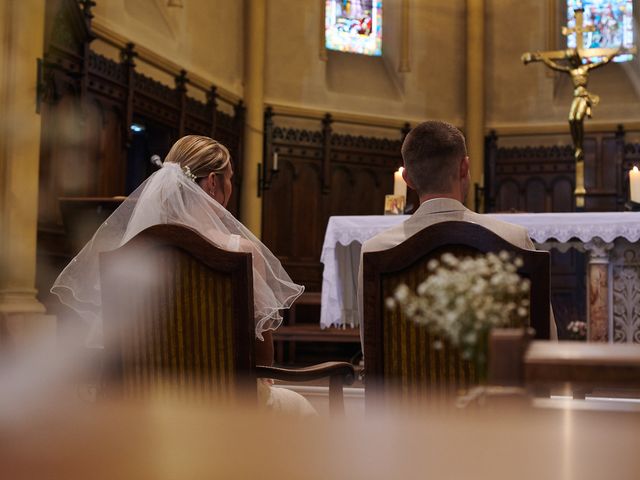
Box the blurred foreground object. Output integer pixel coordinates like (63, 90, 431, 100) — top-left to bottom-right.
(524, 341, 640, 392)
(489, 331, 640, 399)
(3, 398, 640, 480)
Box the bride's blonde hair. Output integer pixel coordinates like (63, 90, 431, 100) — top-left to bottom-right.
(164, 135, 231, 178)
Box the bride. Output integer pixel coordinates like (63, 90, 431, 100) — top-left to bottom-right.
(52, 135, 315, 414)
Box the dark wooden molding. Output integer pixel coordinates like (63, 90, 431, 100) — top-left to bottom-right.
(321, 113, 333, 194)
(175, 69, 188, 137)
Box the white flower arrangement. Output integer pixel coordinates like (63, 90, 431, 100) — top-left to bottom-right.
(567, 320, 587, 340)
(387, 251, 531, 364)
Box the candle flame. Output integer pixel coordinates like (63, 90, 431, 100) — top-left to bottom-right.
(633, 166, 639, 173)
(398, 167, 404, 174)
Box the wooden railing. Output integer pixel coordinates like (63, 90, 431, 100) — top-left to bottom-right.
(91, 20, 241, 107)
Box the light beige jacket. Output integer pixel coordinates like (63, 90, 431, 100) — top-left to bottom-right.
(357, 197, 558, 346)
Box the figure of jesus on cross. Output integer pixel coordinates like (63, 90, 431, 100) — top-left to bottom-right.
(522, 8, 636, 208)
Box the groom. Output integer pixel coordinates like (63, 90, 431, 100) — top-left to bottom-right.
(357, 120, 557, 345)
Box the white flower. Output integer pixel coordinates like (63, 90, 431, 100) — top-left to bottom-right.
(394, 284, 410, 302)
(441, 253, 458, 267)
(393, 251, 529, 360)
(463, 331, 477, 344)
(385, 297, 396, 310)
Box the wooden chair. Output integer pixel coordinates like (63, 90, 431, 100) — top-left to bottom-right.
(99, 224, 355, 413)
(362, 221, 550, 405)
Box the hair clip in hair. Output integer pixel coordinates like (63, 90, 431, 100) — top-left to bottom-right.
(182, 166, 197, 182)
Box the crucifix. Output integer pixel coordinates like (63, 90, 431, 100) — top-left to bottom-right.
(522, 8, 636, 209)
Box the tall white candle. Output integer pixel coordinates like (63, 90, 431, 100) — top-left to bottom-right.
(630, 166, 640, 203)
(393, 167, 407, 198)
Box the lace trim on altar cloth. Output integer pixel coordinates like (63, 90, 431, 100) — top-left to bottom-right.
(319, 213, 640, 328)
(491, 212, 640, 243)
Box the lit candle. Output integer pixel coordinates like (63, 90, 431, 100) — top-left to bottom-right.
(630, 166, 640, 203)
(393, 167, 407, 198)
(273, 151, 279, 171)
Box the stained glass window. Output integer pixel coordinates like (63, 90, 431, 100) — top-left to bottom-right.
(566, 0, 634, 62)
(325, 0, 382, 56)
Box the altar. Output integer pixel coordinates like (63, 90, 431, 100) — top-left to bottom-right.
(320, 212, 640, 343)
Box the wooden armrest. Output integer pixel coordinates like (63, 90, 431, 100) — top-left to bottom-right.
(255, 362, 356, 415)
(255, 361, 355, 385)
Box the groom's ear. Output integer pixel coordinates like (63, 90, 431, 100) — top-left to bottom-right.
(459, 156, 470, 179)
(401, 167, 416, 190)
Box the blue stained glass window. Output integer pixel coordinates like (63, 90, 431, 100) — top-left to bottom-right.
(566, 0, 634, 62)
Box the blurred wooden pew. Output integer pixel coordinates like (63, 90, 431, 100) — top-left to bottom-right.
(489, 329, 640, 394)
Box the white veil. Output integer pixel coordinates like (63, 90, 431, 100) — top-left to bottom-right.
(51, 162, 304, 346)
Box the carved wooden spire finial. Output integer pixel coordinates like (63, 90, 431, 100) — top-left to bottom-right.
(78, 0, 96, 21)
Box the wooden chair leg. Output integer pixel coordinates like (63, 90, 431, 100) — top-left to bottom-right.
(329, 375, 345, 415)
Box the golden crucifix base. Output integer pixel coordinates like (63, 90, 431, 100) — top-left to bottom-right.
(574, 159, 586, 210)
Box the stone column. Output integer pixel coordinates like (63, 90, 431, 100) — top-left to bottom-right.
(398, 0, 411, 73)
(240, 0, 266, 237)
(584, 238, 614, 342)
(466, 0, 485, 212)
(0, 0, 56, 344)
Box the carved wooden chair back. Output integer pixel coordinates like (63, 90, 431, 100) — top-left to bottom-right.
(362, 221, 550, 405)
(99, 224, 256, 402)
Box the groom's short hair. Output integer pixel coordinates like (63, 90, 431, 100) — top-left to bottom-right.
(401, 120, 467, 195)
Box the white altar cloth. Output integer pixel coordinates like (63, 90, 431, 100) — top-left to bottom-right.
(320, 212, 640, 329)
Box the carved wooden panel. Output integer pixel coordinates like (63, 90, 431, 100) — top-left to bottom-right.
(262, 115, 407, 291)
(37, 0, 245, 314)
(484, 126, 635, 339)
(488, 143, 576, 214)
